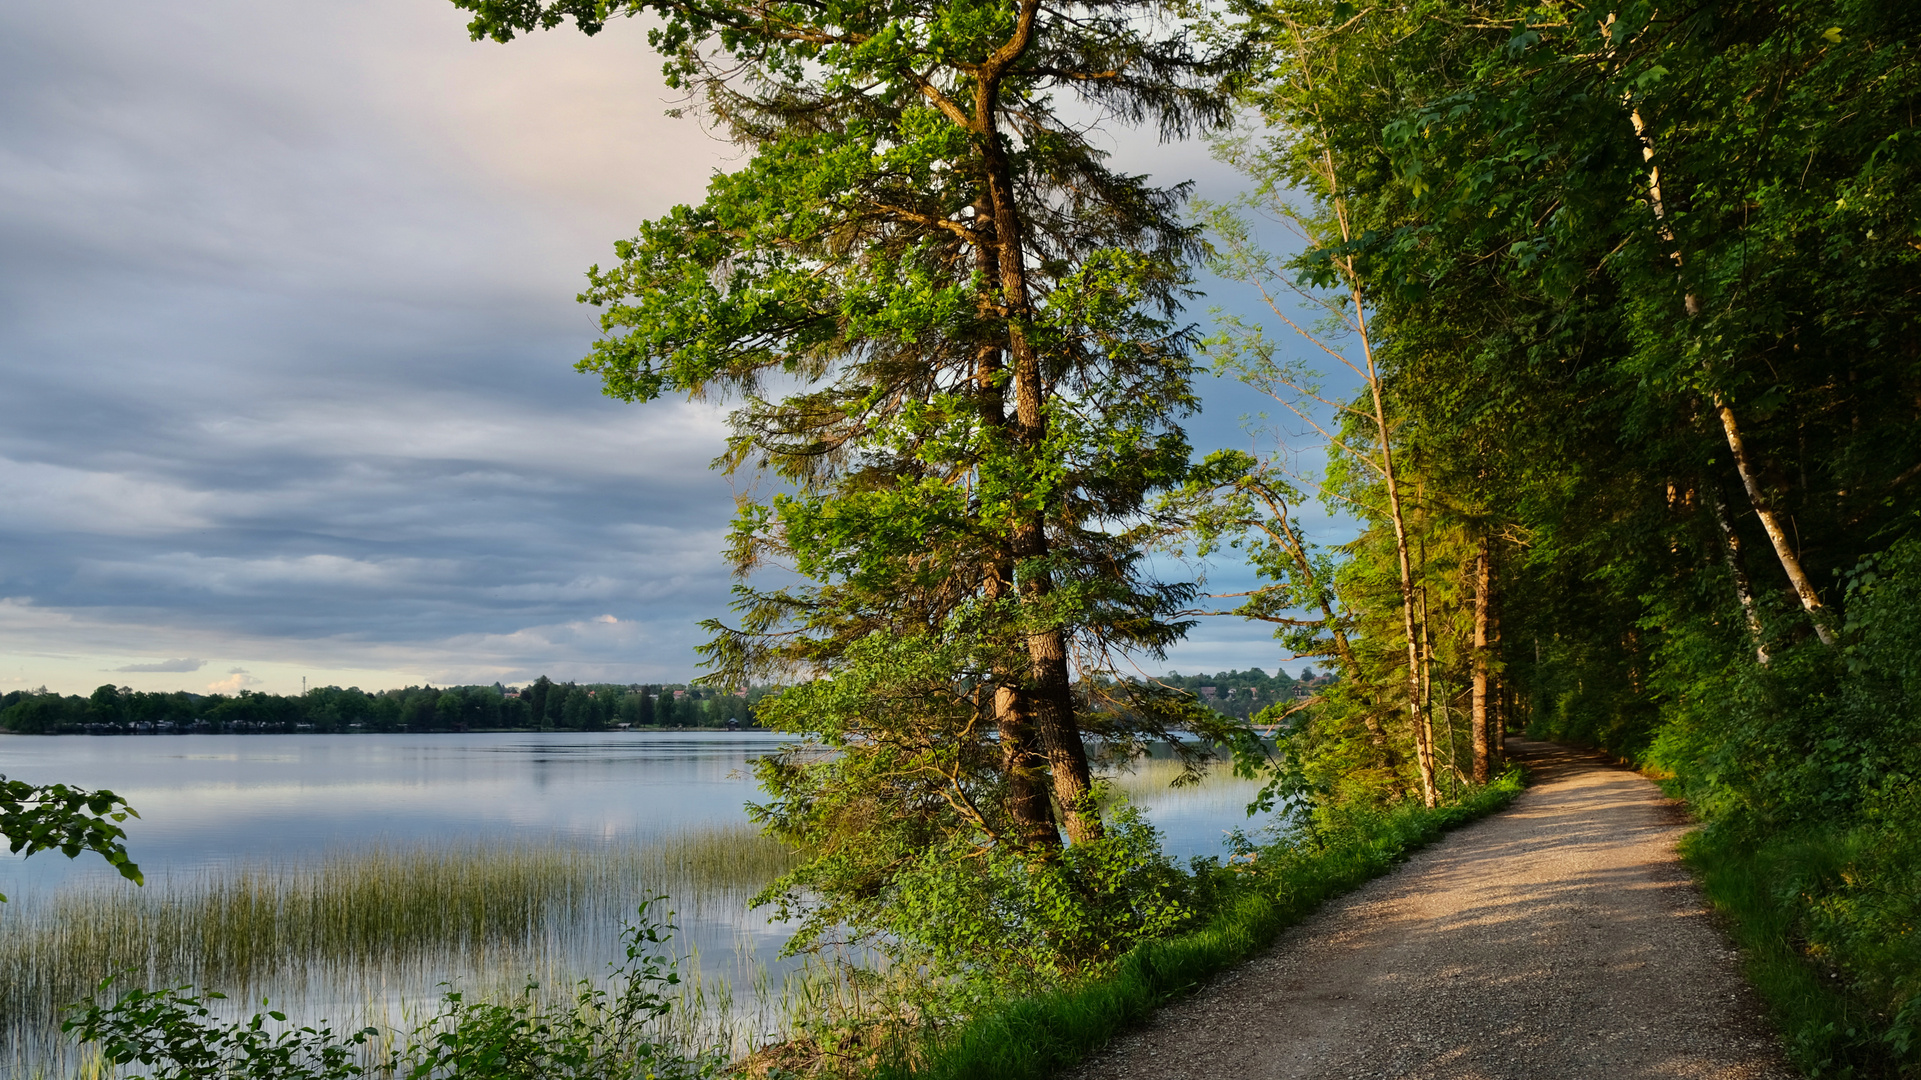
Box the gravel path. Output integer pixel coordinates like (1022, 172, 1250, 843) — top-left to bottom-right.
(1068, 739, 1794, 1080)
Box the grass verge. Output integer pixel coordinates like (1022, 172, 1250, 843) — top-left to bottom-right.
(883, 767, 1525, 1080)
(1681, 825, 1918, 1078)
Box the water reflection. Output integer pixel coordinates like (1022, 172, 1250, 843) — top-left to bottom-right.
(0, 732, 791, 893)
(0, 730, 1272, 1074)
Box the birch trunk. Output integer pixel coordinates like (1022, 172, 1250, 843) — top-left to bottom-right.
(1471, 536, 1491, 784)
(1362, 322, 1438, 808)
(1707, 481, 1773, 665)
(1628, 106, 1835, 646)
(1714, 402, 1836, 645)
(1281, 21, 1438, 806)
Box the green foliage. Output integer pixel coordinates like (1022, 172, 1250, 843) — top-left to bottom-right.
(1208, 0, 1921, 1067)
(0, 776, 142, 903)
(0, 691, 94, 733)
(1656, 537, 1921, 1075)
(64, 983, 379, 1080)
(1147, 668, 1302, 723)
(876, 805, 1197, 995)
(446, 0, 1261, 1002)
(62, 902, 718, 1080)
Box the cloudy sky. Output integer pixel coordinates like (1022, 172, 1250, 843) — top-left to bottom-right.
(1, 0, 1325, 697)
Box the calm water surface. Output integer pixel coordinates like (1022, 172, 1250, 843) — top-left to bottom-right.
(0, 730, 1264, 891)
(1, 731, 792, 893)
(0, 730, 1269, 1072)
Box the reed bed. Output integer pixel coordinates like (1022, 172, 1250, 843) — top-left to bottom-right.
(1099, 755, 1261, 804)
(0, 825, 800, 1073)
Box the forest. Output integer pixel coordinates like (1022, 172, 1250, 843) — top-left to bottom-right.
(0, 668, 1287, 735)
(0, 679, 764, 734)
(7, 0, 1917, 1076)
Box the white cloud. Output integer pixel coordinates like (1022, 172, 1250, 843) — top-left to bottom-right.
(206, 668, 262, 694)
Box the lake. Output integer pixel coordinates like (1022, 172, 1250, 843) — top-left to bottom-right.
(0, 730, 1273, 1073)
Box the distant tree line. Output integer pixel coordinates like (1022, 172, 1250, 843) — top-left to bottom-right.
(1147, 668, 1311, 723)
(0, 679, 769, 735)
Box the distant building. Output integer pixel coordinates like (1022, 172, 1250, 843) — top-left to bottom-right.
(1200, 686, 1218, 700)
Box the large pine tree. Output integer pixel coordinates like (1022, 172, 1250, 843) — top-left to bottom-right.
(452, 0, 1245, 972)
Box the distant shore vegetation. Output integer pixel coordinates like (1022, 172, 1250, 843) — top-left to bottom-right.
(0, 678, 763, 736)
(0, 669, 1302, 737)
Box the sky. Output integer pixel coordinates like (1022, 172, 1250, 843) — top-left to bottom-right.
(0, 0, 1337, 697)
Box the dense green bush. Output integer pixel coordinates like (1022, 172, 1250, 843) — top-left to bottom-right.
(876, 805, 1198, 997)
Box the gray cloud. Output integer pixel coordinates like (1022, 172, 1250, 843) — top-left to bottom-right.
(113, 658, 207, 673)
(0, 0, 1313, 695)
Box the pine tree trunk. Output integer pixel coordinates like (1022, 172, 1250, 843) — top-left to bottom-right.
(973, 268, 1059, 849)
(1487, 547, 1503, 769)
(978, 44, 1101, 843)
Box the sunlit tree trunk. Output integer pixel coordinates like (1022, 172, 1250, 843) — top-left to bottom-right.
(973, 248, 1060, 849)
(1354, 276, 1438, 807)
(1707, 481, 1772, 665)
(1487, 545, 1503, 770)
(978, 12, 1102, 842)
(1714, 403, 1836, 645)
(1629, 106, 1835, 647)
(1471, 536, 1491, 784)
(1289, 23, 1439, 806)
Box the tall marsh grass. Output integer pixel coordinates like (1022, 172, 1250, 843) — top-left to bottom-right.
(0, 825, 799, 1074)
(1100, 755, 1249, 800)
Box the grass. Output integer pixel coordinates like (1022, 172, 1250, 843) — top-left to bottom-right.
(0, 825, 800, 1073)
(876, 768, 1526, 1080)
(1098, 755, 1261, 804)
(1681, 825, 1920, 1078)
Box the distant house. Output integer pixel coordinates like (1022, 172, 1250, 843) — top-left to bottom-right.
(1200, 686, 1219, 700)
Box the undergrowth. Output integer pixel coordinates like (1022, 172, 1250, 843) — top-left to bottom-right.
(1683, 821, 1921, 1079)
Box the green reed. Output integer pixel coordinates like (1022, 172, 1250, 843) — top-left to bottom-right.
(1099, 754, 1264, 808)
(0, 825, 799, 1050)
